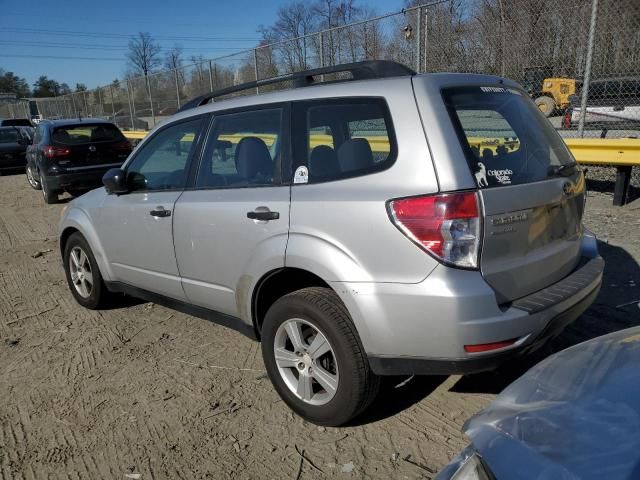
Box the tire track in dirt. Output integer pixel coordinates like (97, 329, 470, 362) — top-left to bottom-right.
(0, 215, 12, 248)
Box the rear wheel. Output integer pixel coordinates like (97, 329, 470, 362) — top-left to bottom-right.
(26, 165, 41, 190)
(261, 287, 380, 426)
(40, 173, 59, 204)
(63, 232, 108, 309)
(535, 95, 556, 117)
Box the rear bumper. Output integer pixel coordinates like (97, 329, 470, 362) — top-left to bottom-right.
(332, 232, 603, 376)
(45, 164, 120, 190)
(368, 277, 600, 375)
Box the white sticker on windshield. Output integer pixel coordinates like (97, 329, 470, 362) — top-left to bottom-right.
(294, 166, 309, 184)
(475, 162, 489, 187)
(488, 168, 513, 185)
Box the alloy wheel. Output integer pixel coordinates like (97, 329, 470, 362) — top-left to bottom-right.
(69, 246, 94, 298)
(274, 318, 339, 406)
(26, 166, 38, 187)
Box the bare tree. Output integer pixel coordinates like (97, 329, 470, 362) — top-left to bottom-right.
(165, 46, 184, 71)
(262, 2, 316, 72)
(313, 0, 338, 65)
(336, 0, 362, 62)
(360, 7, 384, 60)
(127, 32, 162, 76)
(165, 46, 185, 86)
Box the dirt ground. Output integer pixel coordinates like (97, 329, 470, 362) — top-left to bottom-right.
(0, 171, 638, 480)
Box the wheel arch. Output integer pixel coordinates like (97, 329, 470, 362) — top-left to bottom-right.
(60, 210, 114, 282)
(251, 267, 332, 338)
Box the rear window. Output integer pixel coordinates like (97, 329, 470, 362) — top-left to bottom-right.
(1, 119, 32, 127)
(0, 129, 20, 144)
(52, 124, 124, 145)
(443, 86, 575, 188)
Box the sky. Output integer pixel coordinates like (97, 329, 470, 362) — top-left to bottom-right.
(0, 0, 404, 90)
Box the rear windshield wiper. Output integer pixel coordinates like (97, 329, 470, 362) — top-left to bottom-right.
(548, 163, 577, 177)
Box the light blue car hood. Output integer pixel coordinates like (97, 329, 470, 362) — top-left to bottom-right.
(465, 326, 640, 479)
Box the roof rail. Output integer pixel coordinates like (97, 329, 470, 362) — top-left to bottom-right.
(178, 60, 415, 112)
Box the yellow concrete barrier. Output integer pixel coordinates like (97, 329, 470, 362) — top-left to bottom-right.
(564, 138, 640, 167)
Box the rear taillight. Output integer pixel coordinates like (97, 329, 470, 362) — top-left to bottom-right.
(388, 191, 481, 269)
(562, 109, 572, 129)
(43, 145, 70, 158)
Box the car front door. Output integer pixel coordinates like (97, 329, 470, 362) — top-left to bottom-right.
(95, 116, 205, 300)
(173, 106, 290, 318)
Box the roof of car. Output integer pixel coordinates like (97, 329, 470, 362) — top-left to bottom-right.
(161, 72, 515, 129)
(41, 118, 116, 127)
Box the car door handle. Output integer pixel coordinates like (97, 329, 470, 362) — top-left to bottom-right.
(613, 105, 624, 111)
(150, 206, 171, 218)
(247, 210, 279, 221)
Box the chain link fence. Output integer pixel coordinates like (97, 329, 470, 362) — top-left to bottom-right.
(1, 0, 638, 145)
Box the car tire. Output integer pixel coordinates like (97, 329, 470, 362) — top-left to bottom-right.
(535, 95, 556, 117)
(40, 173, 59, 204)
(261, 287, 380, 426)
(26, 165, 41, 190)
(63, 232, 107, 309)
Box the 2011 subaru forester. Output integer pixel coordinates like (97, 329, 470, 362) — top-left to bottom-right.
(59, 61, 604, 426)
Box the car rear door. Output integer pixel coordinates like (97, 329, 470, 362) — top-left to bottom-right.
(173, 106, 290, 318)
(95, 117, 205, 300)
(440, 85, 585, 303)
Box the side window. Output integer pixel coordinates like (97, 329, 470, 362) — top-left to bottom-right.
(126, 118, 202, 192)
(588, 82, 606, 101)
(347, 117, 391, 164)
(296, 99, 396, 183)
(196, 108, 282, 188)
(621, 80, 639, 99)
(605, 81, 621, 99)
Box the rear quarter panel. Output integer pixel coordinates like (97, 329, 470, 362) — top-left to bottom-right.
(287, 77, 441, 283)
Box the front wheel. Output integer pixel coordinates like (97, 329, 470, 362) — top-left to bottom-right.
(63, 232, 108, 309)
(535, 95, 556, 117)
(261, 287, 380, 426)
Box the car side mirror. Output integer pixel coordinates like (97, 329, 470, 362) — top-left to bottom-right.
(102, 168, 129, 194)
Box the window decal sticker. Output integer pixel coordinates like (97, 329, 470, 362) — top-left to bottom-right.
(475, 162, 489, 187)
(294, 165, 309, 184)
(488, 168, 513, 185)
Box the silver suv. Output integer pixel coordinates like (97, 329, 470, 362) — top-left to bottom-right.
(59, 61, 604, 426)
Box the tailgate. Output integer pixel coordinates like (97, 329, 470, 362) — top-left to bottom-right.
(441, 85, 585, 302)
(480, 173, 584, 303)
(52, 123, 130, 167)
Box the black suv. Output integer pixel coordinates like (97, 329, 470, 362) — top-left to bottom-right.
(564, 77, 640, 133)
(26, 119, 133, 203)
